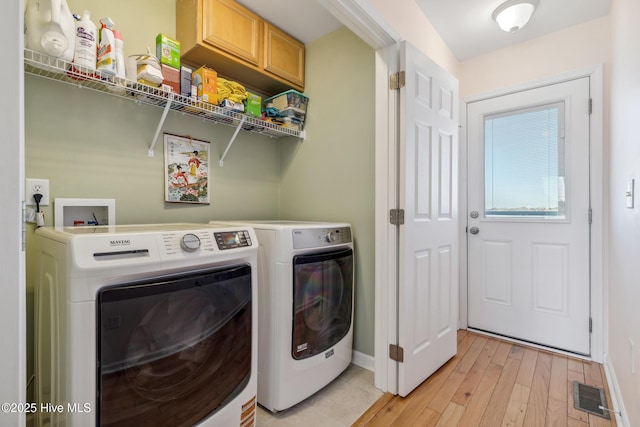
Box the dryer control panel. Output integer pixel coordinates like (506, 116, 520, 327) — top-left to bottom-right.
(214, 230, 253, 250)
(292, 227, 352, 249)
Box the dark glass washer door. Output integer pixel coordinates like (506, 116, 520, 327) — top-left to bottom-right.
(292, 248, 353, 360)
(97, 265, 252, 427)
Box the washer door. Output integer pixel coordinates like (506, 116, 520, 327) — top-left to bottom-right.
(97, 265, 252, 427)
(292, 248, 353, 359)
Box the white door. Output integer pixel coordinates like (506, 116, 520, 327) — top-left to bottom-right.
(0, 0, 26, 425)
(467, 78, 590, 355)
(397, 41, 459, 396)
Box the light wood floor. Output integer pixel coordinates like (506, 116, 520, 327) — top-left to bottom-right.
(354, 330, 617, 427)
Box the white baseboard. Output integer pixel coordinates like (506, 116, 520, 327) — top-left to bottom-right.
(351, 350, 375, 372)
(603, 353, 631, 427)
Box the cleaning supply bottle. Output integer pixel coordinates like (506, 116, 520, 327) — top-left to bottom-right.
(113, 29, 126, 80)
(96, 17, 116, 77)
(72, 10, 97, 72)
(25, 0, 76, 61)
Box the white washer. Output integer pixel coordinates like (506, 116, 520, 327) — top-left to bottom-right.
(33, 223, 259, 427)
(211, 220, 354, 412)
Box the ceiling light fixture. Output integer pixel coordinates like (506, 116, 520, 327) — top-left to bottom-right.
(492, 0, 538, 33)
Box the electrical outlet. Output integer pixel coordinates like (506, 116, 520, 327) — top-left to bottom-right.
(25, 178, 50, 207)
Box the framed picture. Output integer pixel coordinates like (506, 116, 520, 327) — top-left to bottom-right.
(164, 133, 210, 204)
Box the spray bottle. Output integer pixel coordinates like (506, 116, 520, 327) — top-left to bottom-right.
(96, 17, 116, 77)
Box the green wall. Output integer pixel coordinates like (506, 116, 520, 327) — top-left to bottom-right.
(280, 27, 376, 356)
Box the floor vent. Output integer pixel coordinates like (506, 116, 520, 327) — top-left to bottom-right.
(573, 381, 610, 419)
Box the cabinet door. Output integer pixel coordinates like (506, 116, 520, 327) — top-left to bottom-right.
(202, 0, 261, 66)
(263, 22, 305, 88)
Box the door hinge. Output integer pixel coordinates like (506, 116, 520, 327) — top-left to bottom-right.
(589, 208, 593, 224)
(390, 71, 405, 90)
(389, 344, 404, 362)
(588, 98, 593, 115)
(390, 208, 405, 225)
(589, 317, 593, 333)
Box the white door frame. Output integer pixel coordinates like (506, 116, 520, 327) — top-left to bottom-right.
(1, 0, 26, 426)
(460, 65, 605, 363)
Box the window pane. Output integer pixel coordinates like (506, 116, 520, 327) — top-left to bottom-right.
(484, 104, 565, 218)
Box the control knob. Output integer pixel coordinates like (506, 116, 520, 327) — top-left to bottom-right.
(325, 230, 338, 244)
(180, 233, 201, 252)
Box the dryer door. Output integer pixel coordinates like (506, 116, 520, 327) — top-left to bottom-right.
(292, 248, 353, 360)
(97, 264, 252, 427)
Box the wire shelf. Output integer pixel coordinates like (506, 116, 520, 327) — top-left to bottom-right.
(23, 49, 303, 140)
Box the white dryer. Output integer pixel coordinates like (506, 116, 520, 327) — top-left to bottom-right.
(211, 220, 354, 412)
(33, 223, 259, 427)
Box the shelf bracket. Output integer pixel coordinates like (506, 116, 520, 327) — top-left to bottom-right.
(219, 116, 246, 167)
(148, 93, 175, 157)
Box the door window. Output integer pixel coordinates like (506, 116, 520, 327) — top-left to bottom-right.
(97, 265, 252, 427)
(292, 248, 353, 360)
(484, 103, 565, 218)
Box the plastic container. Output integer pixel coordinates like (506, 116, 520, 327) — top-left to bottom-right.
(96, 17, 116, 76)
(25, 0, 76, 61)
(264, 90, 308, 113)
(113, 29, 126, 79)
(264, 89, 309, 126)
(72, 10, 96, 72)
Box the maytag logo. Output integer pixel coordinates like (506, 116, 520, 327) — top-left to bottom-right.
(110, 239, 131, 246)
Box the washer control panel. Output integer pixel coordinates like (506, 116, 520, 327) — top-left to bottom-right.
(293, 227, 352, 249)
(214, 230, 253, 250)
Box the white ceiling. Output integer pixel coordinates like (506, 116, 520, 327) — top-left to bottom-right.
(236, 0, 611, 60)
(416, 0, 611, 60)
(235, 0, 343, 44)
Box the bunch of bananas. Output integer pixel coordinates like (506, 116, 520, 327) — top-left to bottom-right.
(216, 77, 247, 104)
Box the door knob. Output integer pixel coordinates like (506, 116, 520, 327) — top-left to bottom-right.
(470, 211, 479, 219)
(469, 227, 479, 235)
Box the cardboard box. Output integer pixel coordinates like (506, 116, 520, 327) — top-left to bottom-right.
(180, 65, 193, 98)
(245, 92, 262, 117)
(192, 66, 218, 104)
(161, 64, 180, 94)
(156, 34, 180, 69)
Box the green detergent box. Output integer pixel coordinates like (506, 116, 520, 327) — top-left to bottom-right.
(156, 34, 180, 69)
(246, 92, 262, 117)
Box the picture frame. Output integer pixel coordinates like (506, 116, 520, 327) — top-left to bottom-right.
(164, 133, 210, 204)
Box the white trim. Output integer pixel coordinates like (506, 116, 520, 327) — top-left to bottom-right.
(460, 64, 605, 364)
(351, 350, 376, 372)
(458, 104, 469, 330)
(588, 65, 605, 364)
(603, 353, 630, 427)
(374, 43, 399, 394)
(0, 0, 26, 426)
(318, 0, 400, 50)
